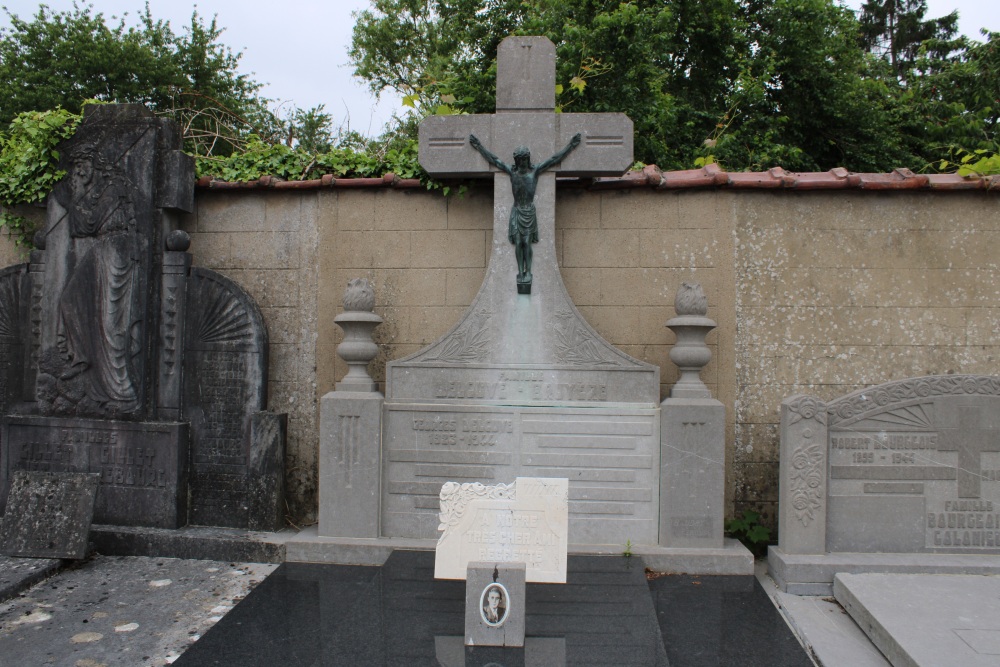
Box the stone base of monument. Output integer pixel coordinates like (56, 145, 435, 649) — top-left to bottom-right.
(88, 524, 290, 563)
(768, 546, 1000, 595)
(465, 561, 526, 647)
(285, 527, 753, 575)
(0, 416, 189, 529)
(834, 572, 1000, 667)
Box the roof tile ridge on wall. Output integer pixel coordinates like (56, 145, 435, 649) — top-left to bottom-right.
(193, 167, 1000, 193)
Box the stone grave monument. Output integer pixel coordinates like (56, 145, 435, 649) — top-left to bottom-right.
(769, 374, 1000, 593)
(306, 37, 749, 575)
(0, 104, 285, 532)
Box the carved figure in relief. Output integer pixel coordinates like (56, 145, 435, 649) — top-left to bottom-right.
(468, 133, 581, 288)
(39, 143, 142, 416)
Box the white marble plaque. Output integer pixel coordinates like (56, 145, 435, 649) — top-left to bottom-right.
(434, 477, 568, 583)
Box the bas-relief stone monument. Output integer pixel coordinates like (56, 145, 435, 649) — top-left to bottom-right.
(0, 104, 285, 532)
(769, 375, 1000, 593)
(313, 36, 750, 575)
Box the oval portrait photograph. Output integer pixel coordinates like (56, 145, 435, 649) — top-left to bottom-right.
(480, 583, 509, 627)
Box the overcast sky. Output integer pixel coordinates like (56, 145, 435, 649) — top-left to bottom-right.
(1, 1, 997, 137)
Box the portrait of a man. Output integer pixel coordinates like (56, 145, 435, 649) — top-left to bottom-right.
(480, 583, 508, 626)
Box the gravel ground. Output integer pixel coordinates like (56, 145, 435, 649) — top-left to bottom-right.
(0, 555, 276, 666)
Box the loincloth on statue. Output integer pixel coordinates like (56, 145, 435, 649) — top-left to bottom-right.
(508, 204, 539, 244)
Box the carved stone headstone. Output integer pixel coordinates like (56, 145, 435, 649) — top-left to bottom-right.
(0, 471, 99, 559)
(770, 375, 1000, 593)
(0, 104, 285, 532)
(384, 36, 659, 548)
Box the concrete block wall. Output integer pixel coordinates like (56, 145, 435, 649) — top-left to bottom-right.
(6, 187, 1000, 533)
(179, 191, 320, 522)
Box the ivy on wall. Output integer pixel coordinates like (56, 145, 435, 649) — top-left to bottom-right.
(0, 105, 439, 249)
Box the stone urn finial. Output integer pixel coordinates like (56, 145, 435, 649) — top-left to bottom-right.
(334, 278, 382, 392)
(666, 282, 716, 399)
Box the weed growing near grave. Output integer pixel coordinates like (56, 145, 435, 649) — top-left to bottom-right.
(725, 509, 772, 558)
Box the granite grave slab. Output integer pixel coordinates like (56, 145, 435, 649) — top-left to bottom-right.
(770, 375, 1000, 593)
(835, 572, 1000, 667)
(0, 470, 99, 559)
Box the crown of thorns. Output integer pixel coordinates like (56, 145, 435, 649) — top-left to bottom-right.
(513, 145, 530, 159)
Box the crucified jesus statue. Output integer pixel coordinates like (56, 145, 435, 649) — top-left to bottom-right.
(469, 133, 581, 291)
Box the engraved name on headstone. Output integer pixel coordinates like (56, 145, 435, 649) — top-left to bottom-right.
(773, 375, 1000, 591)
(435, 477, 568, 583)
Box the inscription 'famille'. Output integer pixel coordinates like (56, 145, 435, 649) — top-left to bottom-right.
(433, 380, 607, 401)
(928, 499, 1000, 548)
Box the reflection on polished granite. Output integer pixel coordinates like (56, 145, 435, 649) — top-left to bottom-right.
(175, 551, 810, 666)
(649, 572, 814, 667)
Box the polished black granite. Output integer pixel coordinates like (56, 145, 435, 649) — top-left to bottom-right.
(175, 551, 809, 666)
(649, 573, 813, 667)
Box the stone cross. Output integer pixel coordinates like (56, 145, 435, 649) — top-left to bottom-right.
(938, 403, 1000, 498)
(418, 36, 633, 293)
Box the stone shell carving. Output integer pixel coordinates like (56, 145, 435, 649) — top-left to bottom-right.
(827, 375, 1000, 426)
(437, 481, 514, 540)
(343, 278, 375, 312)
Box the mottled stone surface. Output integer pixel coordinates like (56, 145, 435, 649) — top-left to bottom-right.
(0, 471, 99, 558)
(0, 555, 275, 667)
(1, 417, 188, 528)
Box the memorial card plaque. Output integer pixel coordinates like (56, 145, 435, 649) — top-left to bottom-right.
(435, 477, 568, 583)
(0, 471, 99, 559)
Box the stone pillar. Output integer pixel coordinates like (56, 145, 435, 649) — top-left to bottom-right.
(22, 234, 45, 402)
(318, 279, 385, 538)
(157, 230, 191, 421)
(660, 283, 726, 548)
(777, 395, 828, 554)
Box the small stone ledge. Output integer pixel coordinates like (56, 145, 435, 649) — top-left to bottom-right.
(89, 524, 290, 564)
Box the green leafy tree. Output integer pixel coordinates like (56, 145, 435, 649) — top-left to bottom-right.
(0, 3, 275, 156)
(858, 0, 959, 76)
(350, 0, 924, 172)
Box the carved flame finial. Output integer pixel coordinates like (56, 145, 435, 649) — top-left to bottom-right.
(675, 282, 707, 316)
(343, 278, 375, 312)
